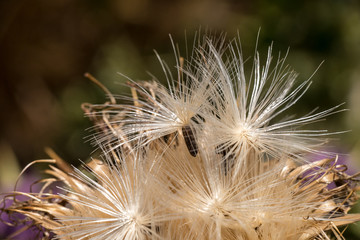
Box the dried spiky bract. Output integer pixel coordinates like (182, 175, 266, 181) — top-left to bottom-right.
(2, 35, 360, 239)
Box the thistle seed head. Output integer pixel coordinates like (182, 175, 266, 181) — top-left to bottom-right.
(2, 33, 359, 240)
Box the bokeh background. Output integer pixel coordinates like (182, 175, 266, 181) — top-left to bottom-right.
(1, 0, 360, 238)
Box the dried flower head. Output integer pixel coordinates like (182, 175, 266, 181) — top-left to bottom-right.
(2, 33, 360, 239)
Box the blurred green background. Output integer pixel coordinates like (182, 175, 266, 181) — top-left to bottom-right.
(1, 0, 360, 238)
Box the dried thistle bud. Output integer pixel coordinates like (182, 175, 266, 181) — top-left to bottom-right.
(2, 33, 360, 239)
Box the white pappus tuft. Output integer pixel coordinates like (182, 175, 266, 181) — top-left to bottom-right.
(91, 35, 343, 166)
(50, 149, 168, 240)
(3, 33, 359, 240)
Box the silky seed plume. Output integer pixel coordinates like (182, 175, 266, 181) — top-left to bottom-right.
(2, 33, 360, 240)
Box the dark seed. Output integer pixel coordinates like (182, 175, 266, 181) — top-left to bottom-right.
(182, 125, 198, 157)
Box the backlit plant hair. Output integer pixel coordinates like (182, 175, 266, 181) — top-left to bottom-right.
(2, 33, 360, 240)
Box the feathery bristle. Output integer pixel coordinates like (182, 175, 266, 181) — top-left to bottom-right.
(2, 33, 359, 240)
